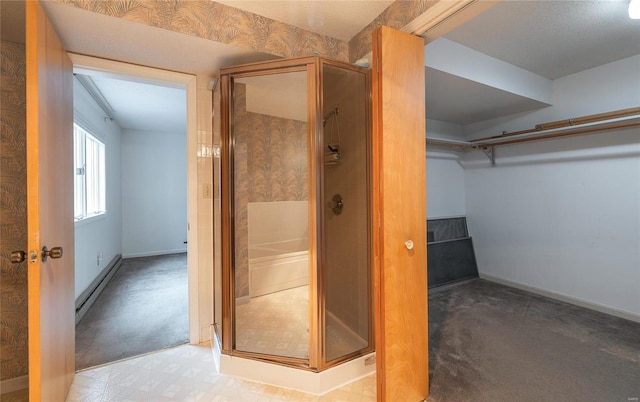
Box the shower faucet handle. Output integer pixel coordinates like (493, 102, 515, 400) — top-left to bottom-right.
(327, 199, 343, 209)
(328, 194, 344, 215)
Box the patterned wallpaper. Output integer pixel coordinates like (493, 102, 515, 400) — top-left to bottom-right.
(51, 0, 440, 65)
(233, 84, 249, 298)
(0, 41, 28, 381)
(233, 83, 308, 298)
(348, 0, 435, 62)
(52, 0, 349, 61)
(247, 116, 307, 202)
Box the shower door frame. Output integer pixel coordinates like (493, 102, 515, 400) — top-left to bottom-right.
(317, 57, 374, 370)
(220, 56, 373, 372)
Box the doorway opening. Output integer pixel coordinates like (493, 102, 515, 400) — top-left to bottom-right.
(69, 54, 201, 369)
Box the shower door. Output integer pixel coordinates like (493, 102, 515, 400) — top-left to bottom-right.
(320, 61, 372, 364)
(220, 56, 372, 371)
(225, 66, 314, 364)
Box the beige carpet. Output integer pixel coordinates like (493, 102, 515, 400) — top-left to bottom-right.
(427, 279, 640, 401)
(75, 253, 188, 370)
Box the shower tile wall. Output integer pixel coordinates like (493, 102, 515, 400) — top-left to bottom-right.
(233, 83, 308, 298)
(196, 73, 215, 341)
(323, 66, 369, 343)
(0, 40, 28, 382)
(213, 86, 223, 335)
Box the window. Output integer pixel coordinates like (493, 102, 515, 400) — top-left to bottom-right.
(74, 123, 106, 221)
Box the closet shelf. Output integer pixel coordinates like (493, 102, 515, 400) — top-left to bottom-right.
(426, 106, 640, 151)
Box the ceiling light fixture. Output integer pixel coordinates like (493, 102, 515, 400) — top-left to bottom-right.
(630, 0, 640, 19)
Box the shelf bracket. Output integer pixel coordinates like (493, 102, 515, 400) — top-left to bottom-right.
(480, 146, 495, 166)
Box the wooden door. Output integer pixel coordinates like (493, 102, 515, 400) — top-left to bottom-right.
(26, 1, 75, 400)
(372, 26, 428, 401)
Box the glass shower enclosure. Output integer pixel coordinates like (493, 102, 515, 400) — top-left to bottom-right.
(219, 56, 372, 371)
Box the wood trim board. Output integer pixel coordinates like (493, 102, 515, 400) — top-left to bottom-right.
(372, 26, 428, 401)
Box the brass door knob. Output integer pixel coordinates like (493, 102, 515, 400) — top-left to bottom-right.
(41, 246, 63, 262)
(10, 250, 26, 264)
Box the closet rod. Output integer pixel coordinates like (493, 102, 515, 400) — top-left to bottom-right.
(474, 107, 640, 142)
(425, 107, 640, 150)
(473, 119, 639, 148)
(425, 138, 472, 149)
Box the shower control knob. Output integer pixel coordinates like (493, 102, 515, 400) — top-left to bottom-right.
(405, 240, 414, 250)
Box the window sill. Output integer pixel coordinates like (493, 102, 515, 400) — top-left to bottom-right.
(75, 212, 107, 228)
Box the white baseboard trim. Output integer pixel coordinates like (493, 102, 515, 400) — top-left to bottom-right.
(211, 325, 221, 373)
(480, 273, 640, 323)
(122, 248, 187, 259)
(1, 375, 28, 394)
(75, 254, 122, 324)
(220, 352, 375, 395)
(199, 325, 211, 343)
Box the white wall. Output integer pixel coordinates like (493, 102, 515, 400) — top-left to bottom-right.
(74, 78, 123, 299)
(462, 55, 640, 319)
(464, 55, 640, 139)
(426, 119, 467, 218)
(121, 129, 187, 257)
(427, 118, 465, 141)
(426, 151, 466, 219)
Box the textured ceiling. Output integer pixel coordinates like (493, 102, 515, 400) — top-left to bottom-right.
(444, 0, 640, 79)
(87, 75, 187, 133)
(215, 0, 394, 41)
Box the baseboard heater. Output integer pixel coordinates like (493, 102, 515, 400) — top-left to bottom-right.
(427, 217, 479, 288)
(75, 254, 122, 324)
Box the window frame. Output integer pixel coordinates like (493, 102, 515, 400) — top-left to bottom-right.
(73, 122, 106, 222)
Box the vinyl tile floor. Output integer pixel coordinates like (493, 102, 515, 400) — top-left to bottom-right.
(235, 286, 367, 361)
(66, 343, 376, 402)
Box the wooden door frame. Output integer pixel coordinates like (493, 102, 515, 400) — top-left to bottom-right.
(69, 53, 203, 345)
